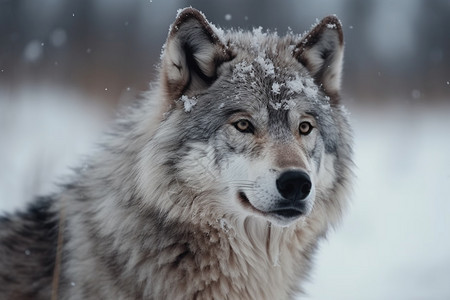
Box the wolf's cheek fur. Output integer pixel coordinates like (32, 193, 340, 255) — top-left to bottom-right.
(175, 142, 222, 192)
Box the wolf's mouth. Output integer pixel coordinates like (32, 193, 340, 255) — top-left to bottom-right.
(269, 208, 303, 218)
(238, 191, 304, 219)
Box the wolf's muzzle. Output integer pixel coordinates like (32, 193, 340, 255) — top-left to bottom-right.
(276, 170, 311, 202)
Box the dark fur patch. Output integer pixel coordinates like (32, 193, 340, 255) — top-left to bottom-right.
(0, 197, 58, 299)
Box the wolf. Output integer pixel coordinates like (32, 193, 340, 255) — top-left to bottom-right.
(0, 8, 353, 300)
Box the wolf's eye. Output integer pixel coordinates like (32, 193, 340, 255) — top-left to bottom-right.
(299, 121, 313, 135)
(234, 119, 254, 134)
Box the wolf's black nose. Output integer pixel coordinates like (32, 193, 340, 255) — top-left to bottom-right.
(276, 171, 311, 201)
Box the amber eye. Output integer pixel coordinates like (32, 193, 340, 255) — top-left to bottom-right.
(299, 121, 313, 135)
(234, 119, 254, 134)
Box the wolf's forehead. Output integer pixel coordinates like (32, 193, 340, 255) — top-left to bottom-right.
(223, 48, 323, 112)
(228, 32, 301, 71)
(224, 31, 315, 97)
(207, 30, 331, 127)
(226, 28, 300, 55)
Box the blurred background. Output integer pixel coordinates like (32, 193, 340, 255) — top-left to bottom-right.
(1, 0, 449, 299)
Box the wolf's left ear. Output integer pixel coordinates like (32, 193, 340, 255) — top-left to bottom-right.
(294, 16, 344, 99)
(161, 8, 234, 100)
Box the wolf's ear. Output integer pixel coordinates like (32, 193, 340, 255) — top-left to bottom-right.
(161, 8, 233, 100)
(294, 16, 344, 99)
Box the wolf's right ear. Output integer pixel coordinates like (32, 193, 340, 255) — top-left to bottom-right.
(161, 8, 233, 101)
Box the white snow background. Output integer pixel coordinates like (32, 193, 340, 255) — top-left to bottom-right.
(1, 85, 450, 299)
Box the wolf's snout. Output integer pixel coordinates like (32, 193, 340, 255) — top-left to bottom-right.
(276, 171, 311, 201)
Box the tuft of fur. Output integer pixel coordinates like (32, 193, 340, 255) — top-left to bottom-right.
(0, 8, 353, 300)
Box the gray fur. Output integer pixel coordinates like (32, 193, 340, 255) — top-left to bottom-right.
(0, 8, 354, 299)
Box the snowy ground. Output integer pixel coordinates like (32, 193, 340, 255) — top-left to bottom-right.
(1, 86, 449, 299)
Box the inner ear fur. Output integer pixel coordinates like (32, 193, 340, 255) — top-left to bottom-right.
(294, 16, 344, 102)
(161, 8, 234, 101)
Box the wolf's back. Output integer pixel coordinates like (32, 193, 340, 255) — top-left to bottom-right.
(0, 197, 58, 299)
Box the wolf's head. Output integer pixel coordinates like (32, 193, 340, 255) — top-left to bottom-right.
(140, 8, 353, 228)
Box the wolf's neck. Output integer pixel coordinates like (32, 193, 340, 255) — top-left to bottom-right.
(172, 215, 319, 299)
